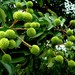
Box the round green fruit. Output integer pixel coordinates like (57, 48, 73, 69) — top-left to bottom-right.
(65, 41, 73, 48)
(70, 20, 75, 26)
(51, 36, 59, 45)
(26, 1, 33, 8)
(68, 60, 75, 67)
(5, 29, 16, 39)
(26, 8, 34, 14)
(68, 35, 75, 42)
(2, 54, 12, 63)
(16, 2, 22, 8)
(54, 18, 61, 26)
(30, 22, 37, 28)
(30, 45, 40, 55)
(24, 22, 31, 28)
(23, 12, 33, 22)
(66, 29, 73, 36)
(8, 39, 16, 49)
(27, 28, 36, 37)
(55, 55, 63, 63)
(36, 22, 40, 28)
(0, 38, 9, 50)
(0, 31, 5, 39)
(58, 39, 63, 44)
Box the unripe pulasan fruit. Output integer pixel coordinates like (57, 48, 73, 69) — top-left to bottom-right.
(54, 18, 61, 26)
(0, 38, 9, 50)
(5, 29, 16, 39)
(68, 60, 75, 67)
(65, 41, 73, 48)
(35, 22, 40, 28)
(66, 29, 73, 36)
(27, 28, 36, 37)
(26, 8, 34, 14)
(0, 31, 5, 39)
(26, 1, 33, 8)
(68, 35, 75, 42)
(24, 22, 31, 28)
(30, 45, 40, 55)
(16, 2, 22, 8)
(23, 12, 33, 22)
(2, 54, 12, 63)
(51, 36, 59, 45)
(70, 20, 75, 26)
(55, 55, 63, 63)
(30, 22, 37, 28)
(8, 39, 16, 49)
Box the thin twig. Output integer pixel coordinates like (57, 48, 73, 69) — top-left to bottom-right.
(12, 28, 27, 30)
(1, 49, 6, 54)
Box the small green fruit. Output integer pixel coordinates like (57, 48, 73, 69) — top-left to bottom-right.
(30, 22, 37, 28)
(70, 20, 75, 26)
(68, 35, 75, 42)
(0, 38, 9, 49)
(58, 39, 63, 44)
(65, 41, 73, 48)
(30, 45, 40, 55)
(2, 54, 12, 63)
(8, 40, 16, 49)
(38, 11, 43, 17)
(26, 8, 34, 14)
(51, 36, 59, 45)
(24, 22, 31, 28)
(55, 55, 63, 63)
(16, 2, 22, 8)
(23, 12, 33, 22)
(0, 31, 5, 39)
(5, 29, 16, 39)
(26, 1, 33, 8)
(27, 28, 36, 37)
(54, 18, 61, 26)
(66, 29, 73, 36)
(36, 22, 40, 28)
(68, 60, 75, 67)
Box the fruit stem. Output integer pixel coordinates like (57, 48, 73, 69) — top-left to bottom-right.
(17, 36, 32, 48)
(0, 49, 6, 54)
(12, 28, 27, 30)
(9, 20, 18, 28)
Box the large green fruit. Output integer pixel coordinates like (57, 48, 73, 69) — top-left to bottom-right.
(70, 20, 75, 26)
(8, 39, 16, 49)
(0, 38, 9, 50)
(2, 54, 12, 63)
(68, 60, 75, 67)
(16, 2, 22, 8)
(23, 12, 33, 22)
(5, 29, 16, 39)
(27, 28, 36, 37)
(0, 31, 5, 39)
(26, 1, 33, 8)
(30, 45, 40, 55)
(66, 29, 73, 36)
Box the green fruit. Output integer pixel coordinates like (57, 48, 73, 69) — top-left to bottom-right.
(27, 28, 36, 37)
(16, 2, 22, 8)
(23, 12, 33, 22)
(24, 22, 31, 28)
(66, 29, 73, 36)
(2, 54, 12, 63)
(13, 11, 23, 20)
(30, 45, 40, 55)
(68, 60, 75, 67)
(5, 29, 16, 39)
(8, 39, 16, 49)
(58, 39, 63, 44)
(38, 11, 43, 17)
(65, 41, 73, 48)
(36, 22, 40, 28)
(54, 18, 61, 26)
(68, 35, 75, 42)
(70, 20, 75, 26)
(30, 22, 37, 28)
(26, 8, 34, 14)
(26, 1, 33, 8)
(0, 31, 5, 39)
(0, 38, 9, 49)
(55, 55, 63, 63)
(51, 36, 59, 45)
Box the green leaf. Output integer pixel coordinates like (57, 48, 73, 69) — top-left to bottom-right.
(38, 0, 43, 7)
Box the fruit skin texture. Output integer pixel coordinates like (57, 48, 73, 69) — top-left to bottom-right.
(26, 8, 34, 14)
(54, 18, 61, 26)
(30, 45, 40, 55)
(2, 54, 12, 63)
(30, 22, 37, 28)
(26, 1, 33, 8)
(5, 29, 16, 39)
(70, 20, 75, 26)
(24, 22, 31, 28)
(23, 12, 33, 22)
(55, 55, 63, 63)
(0, 38, 9, 50)
(65, 41, 73, 48)
(8, 39, 16, 49)
(66, 29, 73, 36)
(68, 35, 75, 42)
(27, 28, 36, 37)
(16, 2, 22, 8)
(68, 60, 75, 67)
(0, 31, 5, 39)
(51, 36, 59, 45)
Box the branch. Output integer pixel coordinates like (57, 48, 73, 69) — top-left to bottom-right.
(1, 49, 6, 54)
(12, 28, 27, 30)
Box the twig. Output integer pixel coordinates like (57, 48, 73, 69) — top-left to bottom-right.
(0, 49, 6, 54)
(12, 28, 27, 30)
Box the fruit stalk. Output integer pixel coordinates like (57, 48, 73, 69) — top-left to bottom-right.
(0, 49, 6, 54)
(12, 28, 27, 30)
